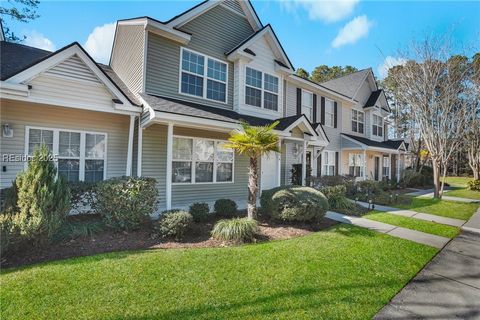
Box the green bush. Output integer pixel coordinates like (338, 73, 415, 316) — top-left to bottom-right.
(467, 179, 480, 191)
(189, 202, 210, 222)
(0, 181, 18, 213)
(53, 220, 105, 241)
(320, 185, 354, 210)
(214, 199, 238, 217)
(68, 181, 97, 214)
(211, 218, 258, 243)
(155, 210, 193, 241)
(400, 167, 434, 188)
(95, 177, 158, 231)
(13, 146, 71, 244)
(0, 214, 21, 257)
(260, 186, 329, 222)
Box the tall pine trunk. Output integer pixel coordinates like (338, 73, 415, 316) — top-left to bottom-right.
(247, 156, 258, 220)
(432, 159, 442, 199)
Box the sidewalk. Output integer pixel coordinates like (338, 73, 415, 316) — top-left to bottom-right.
(406, 189, 480, 203)
(375, 208, 480, 320)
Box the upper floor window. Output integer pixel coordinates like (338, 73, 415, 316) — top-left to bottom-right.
(322, 151, 335, 176)
(245, 67, 279, 111)
(325, 98, 335, 127)
(180, 48, 227, 103)
(27, 127, 106, 183)
(301, 90, 313, 121)
(351, 109, 364, 134)
(372, 114, 383, 137)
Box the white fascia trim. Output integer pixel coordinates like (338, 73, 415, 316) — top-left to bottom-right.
(286, 75, 355, 103)
(284, 116, 317, 137)
(341, 134, 399, 153)
(0, 82, 29, 97)
(153, 111, 240, 132)
(6, 44, 136, 110)
(237, 0, 263, 31)
(117, 18, 191, 44)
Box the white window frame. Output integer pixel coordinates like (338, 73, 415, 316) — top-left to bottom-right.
(244, 66, 279, 112)
(382, 156, 390, 177)
(178, 47, 229, 104)
(372, 114, 383, 137)
(25, 126, 107, 182)
(348, 153, 364, 177)
(324, 98, 335, 127)
(301, 89, 313, 121)
(322, 150, 336, 176)
(172, 135, 235, 185)
(351, 109, 365, 134)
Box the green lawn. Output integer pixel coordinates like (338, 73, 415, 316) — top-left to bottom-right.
(442, 176, 480, 200)
(1, 225, 437, 320)
(393, 197, 479, 220)
(364, 211, 459, 238)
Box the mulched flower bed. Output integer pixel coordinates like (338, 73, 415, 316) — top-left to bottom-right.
(1, 214, 337, 269)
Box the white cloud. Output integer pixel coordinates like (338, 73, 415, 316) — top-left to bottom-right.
(280, 0, 359, 23)
(331, 15, 373, 48)
(84, 22, 116, 64)
(377, 56, 407, 78)
(24, 31, 55, 51)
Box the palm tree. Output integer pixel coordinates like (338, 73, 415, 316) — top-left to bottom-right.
(224, 121, 279, 220)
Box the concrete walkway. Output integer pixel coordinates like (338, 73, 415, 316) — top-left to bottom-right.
(406, 189, 480, 203)
(375, 209, 480, 319)
(326, 211, 450, 249)
(356, 200, 466, 227)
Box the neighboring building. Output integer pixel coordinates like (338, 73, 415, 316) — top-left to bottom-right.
(0, 0, 407, 213)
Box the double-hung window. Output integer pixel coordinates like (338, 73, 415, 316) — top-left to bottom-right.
(172, 137, 234, 184)
(325, 98, 335, 127)
(382, 156, 390, 178)
(180, 48, 227, 103)
(245, 67, 279, 111)
(372, 114, 383, 137)
(348, 153, 364, 177)
(351, 109, 364, 134)
(301, 90, 313, 121)
(27, 127, 106, 182)
(322, 151, 335, 176)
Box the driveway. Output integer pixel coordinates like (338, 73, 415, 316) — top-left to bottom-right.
(375, 230, 480, 319)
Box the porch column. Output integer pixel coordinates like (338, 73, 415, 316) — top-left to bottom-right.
(396, 151, 401, 181)
(137, 117, 143, 177)
(166, 122, 174, 210)
(363, 149, 367, 180)
(126, 114, 135, 176)
(277, 139, 282, 187)
(388, 153, 392, 179)
(301, 140, 307, 186)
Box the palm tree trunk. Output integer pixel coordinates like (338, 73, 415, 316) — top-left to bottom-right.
(247, 156, 258, 220)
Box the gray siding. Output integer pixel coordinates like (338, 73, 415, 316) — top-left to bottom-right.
(222, 0, 245, 16)
(145, 4, 254, 110)
(141, 125, 250, 211)
(111, 25, 145, 95)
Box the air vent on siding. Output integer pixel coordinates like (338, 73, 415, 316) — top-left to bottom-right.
(44, 54, 101, 84)
(222, 0, 246, 16)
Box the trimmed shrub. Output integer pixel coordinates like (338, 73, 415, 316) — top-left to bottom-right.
(0, 180, 18, 213)
(211, 218, 258, 243)
(68, 181, 97, 215)
(189, 202, 210, 222)
(320, 185, 354, 210)
(400, 166, 434, 188)
(0, 214, 21, 257)
(214, 199, 238, 217)
(95, 177, 158, 231)
(155, 210, 193, 241)
(467, 179, 480, 191)
(14, 146, 70, 244)
(260, 186, 329, 222)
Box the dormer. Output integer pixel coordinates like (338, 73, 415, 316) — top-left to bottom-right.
(226, 24, 294, 119)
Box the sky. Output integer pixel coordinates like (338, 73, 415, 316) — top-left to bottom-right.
(4, 0, 480, 79)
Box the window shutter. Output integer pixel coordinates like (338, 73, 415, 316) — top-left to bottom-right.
(335, 152, 339, 175)
(320, 97, 325, 125)
(334, 101, 338, 128)
(313, 94, 317, 122)
(317, 154, 322, 177)
(296, 88, 302, 116)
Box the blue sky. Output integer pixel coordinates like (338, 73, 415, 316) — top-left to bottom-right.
(5, 0, 480, 78)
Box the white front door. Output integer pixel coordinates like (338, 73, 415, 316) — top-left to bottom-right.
(261, 152, 279, 191)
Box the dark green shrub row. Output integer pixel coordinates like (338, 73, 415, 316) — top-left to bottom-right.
(188, 199, 239, 222)
(320, 185, 354, 210)
(154, 210, 193, 241)
(400, 167, 434, 188)
(261, 186, 328, 222)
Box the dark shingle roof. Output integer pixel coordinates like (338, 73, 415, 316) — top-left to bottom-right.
(364, 89, 382, 108)
(320, 69, 371, 99)
(140, 93, 317, 135)
(342, 133, 406, 150)
(0, 41, 51, 80)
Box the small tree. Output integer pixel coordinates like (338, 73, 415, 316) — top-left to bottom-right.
(14, 145, 70, 243)
(0, 0, 40, 42)
(225, 122, 279, 220)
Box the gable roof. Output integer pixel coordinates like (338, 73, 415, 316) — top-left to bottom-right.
(320, 68, 371, 99)
(1, 41, 140, 107)
(226, 24, 294, 70)
(342, 133, 407, 151)
(166, 0, 262, 32)
(364, 89, 390, 112)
